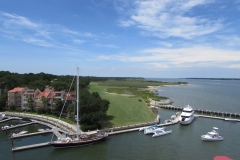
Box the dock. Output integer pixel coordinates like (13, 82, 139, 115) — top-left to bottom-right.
(158, 105, 240, 119)
(2, 121, 37, 131)
(11, 130, 53, 139)
(0, 117, 22, 123)
(12, 142, 50, 152)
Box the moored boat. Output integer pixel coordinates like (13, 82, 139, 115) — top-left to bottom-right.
(152, 128, 172, 137)
(11, 129, 28, 137)
(201, 127, 224, 141)
(139, 124, 158, 131)
(180, 105, 195, 125)
(0, 113, 5, 120)
(144, 127, 164, 135)
(224, 117, 237, 122)
(49, 68, 108, 148)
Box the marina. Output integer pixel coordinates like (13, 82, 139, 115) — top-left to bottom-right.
(0, 79, 240, 159)
(2, 106, 239, 152)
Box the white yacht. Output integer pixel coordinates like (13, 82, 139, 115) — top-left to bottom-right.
(152, 128, 172, 137)
(180, 105, 195, 125)
(201, 127, 224, 141)
(139, 124, 157, 131)
(224, 117, 237, 122)
(144, 127, 164, 135)
(0, 113, 5, 120)
(11, 130, 28, 137)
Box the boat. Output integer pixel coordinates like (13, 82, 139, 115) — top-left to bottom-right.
(1, 124, 14, 130)
(11, 129, 28, 137)
(152, 128, 172, 137)
(144, 127, 164, 135)
(38, 128, 53, 132)
(224, 117, 237, 122)
(201, 127, 224, 141)
(0, 113, 5, 120)
(139, 124, 158, 131)
(20, 117, 32, 122)
(49, 68, 108, 148)
(179, 105, 195, 125)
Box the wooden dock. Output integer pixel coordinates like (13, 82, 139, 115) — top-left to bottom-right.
(12, 142, 50, 152)
(2, 121, 37, 131)
(11, 130, 53, 139)
(158, 105, 240, 119)
(0, 117, 22, 123)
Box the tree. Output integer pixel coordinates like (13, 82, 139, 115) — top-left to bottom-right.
(79, 90, 109, 126)
(67, 104, 75, 117)
(53, 99, 64, 116)
(0, 90, 7, 111)
(40, 96, 48, 110)
(26, 97, 34, 111)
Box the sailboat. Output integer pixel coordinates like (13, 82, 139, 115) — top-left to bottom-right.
(49, 68, 108, 148)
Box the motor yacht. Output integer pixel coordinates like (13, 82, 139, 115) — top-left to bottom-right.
(139, 124, 157, 131)
(180, 105, 195, 125)
(201, 127, 224, 141)
(224, 117, 237, 122)
(0, 113, 5, 120)
(152, 128, 172, 137)
(144, 127, 164, 135)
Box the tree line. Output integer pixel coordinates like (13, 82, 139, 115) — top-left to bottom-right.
(0, 71, 109, 130)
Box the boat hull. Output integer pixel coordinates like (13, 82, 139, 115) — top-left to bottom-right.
(50, 137, 107, 148)
(180, 115, 195, 125)
(201, 135, 224, 141)
(152, 130, 172, 137)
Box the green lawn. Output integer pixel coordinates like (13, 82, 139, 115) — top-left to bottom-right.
(89, 82, 156, 128)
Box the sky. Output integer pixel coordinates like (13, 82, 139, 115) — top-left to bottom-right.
(0, 0, 240, 78)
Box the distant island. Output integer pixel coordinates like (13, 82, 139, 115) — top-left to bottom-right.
(186, 78, 240, 81)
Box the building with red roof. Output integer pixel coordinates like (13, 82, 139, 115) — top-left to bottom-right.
(8, 86, 76, 110)
(8, 87, 29, 108)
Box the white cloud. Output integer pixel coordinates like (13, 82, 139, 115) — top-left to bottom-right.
(96, 46, 240, 69)
(156, 41, 173, 47)
(73, 39, 85, 44)
(119, 0, 222, 39)
(95, 43, 118, 48)
(23, 37, 53, 47)
(216, 35, 240, 46)
(1, 12, 39, 29)
(226, 64, 240, 69)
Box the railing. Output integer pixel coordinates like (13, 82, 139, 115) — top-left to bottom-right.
(4, 112, 76, 134)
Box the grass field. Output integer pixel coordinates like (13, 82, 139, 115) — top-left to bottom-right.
(89, 82, 156, 128)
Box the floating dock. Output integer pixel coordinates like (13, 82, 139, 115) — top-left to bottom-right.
(11, 130, 53, 139)
(12, 142, 50, 152)
(0, 117, 22, 123)
(2, 121, 37, 131)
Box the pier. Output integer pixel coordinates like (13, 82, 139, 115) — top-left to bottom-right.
(2, 121, 37, 131)
(3, 107, 239, 152)
(157, 105, 240, 119)
(0, 117, 22, 123)
(11, 130, 53, 139)
(12, 142, 50, 152)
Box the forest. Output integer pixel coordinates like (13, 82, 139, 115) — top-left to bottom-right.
(0, 71, 109, 130)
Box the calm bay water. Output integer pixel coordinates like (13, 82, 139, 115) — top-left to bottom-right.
(1, 79, 240, 160)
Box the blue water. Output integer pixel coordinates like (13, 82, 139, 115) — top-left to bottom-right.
(1, 79, 240, 160)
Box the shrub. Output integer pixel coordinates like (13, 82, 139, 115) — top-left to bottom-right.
(9, 105, 16, 111)
(80, 123, 101, 131)
(37, 108, 45, 114)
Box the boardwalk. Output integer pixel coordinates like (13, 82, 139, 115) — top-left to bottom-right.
(12, 142, 50, 152)
(0, 117, 22, 123)
(158, 105, 240, 119)
(11, 130, 53, 139)
(2, 121, 37, 131)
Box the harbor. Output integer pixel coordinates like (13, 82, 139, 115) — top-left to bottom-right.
(1, 104, 239, 152)
(1, 79, 240, 159)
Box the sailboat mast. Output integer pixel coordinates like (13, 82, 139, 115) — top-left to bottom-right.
(76, 67, 80, 138)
